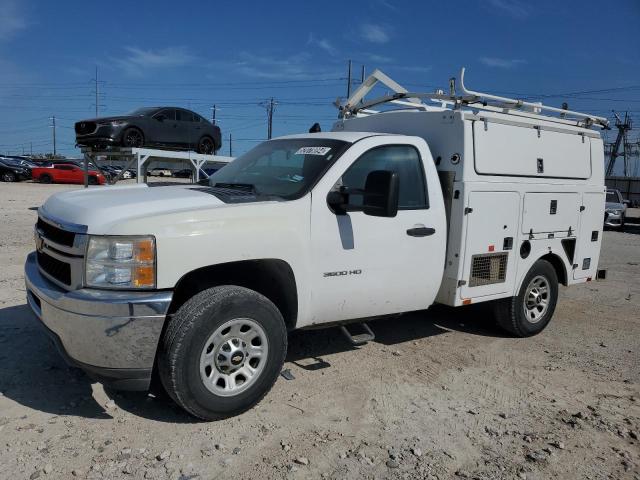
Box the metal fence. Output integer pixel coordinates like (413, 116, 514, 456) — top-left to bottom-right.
(606, 176, 640, 207)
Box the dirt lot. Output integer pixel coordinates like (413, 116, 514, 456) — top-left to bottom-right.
(0, 181, 638, 480)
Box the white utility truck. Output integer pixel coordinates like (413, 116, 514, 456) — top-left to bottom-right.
(25, 69, 608, 420)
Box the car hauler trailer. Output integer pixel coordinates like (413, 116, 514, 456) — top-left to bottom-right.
(24, 68, 608, 420)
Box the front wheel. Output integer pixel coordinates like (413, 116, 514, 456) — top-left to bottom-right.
(158, 286, 287, 420)
(1, 172, 16, 182)
(197, 136, 215, 155)
(122, 128, 144, 148)
(39, 174, 52, 184)
(493, 259, 559, 337)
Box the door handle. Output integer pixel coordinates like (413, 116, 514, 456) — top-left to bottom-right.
(406, 227, 436, 237)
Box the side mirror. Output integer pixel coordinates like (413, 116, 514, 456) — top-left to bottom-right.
(326, 170, 399, 218)
(362, 170, 399, 217)
(623, 199, 631, 207)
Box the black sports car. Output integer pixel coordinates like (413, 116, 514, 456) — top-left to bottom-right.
(75, 107, 222, 154)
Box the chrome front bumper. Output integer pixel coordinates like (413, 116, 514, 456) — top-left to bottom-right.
(604, 211, 623, 227)
(24, 251, 172, 390)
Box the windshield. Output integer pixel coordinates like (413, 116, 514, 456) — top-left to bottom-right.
(208, 138, 350, 199)
(606, 191, 620, 203)
(127, 107, 158, 116)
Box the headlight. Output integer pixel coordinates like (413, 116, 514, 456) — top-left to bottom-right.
(606, 208, 621, 215)
(85, 236, 156, 289)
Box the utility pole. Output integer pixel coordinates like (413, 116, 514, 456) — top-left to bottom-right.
(95, 66, 99, 117)
(260, 98, 277, 139)
(229, 133, 232, 157)
(30, 142, 32, 156)
(49, 116, 57, 156)
(211, 105, 217, 125)
(268, 98, 274, 139)
(361, 65, 366, 84)
(346, 59, 353, 98)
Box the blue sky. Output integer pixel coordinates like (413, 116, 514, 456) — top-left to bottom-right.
(0, 0, 639, 159)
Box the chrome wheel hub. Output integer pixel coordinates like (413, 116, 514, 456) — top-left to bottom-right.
(523, 275, 550, 324)
(199, 318, 268, 397)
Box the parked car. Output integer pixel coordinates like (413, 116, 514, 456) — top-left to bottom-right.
(604, 189, 627, 228)
(1, 156, 38, 171)
(0, 159, 31, 182)
(148, 168, 172, 177)
(31, 163, 106, 185)
(173, 168, 193, 178)
(74, 107, 222, 154)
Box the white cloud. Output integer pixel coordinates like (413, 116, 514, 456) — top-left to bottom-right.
(233, 52, 315, 80)
(360, 23, 390, 44)
(0, 0, 27, 40)
(114, 46, 196, 76)
(487, 0, 531, 19)
(307, 33, 337, 56)
(479, 57, 526, 68)
(364, 53, 393, 64)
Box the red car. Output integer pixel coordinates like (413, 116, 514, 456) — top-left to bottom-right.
(32, 163, 106, 185)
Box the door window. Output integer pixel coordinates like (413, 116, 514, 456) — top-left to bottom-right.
(336, 145, 428, 209)
(176, 110, 194, 122)
(154, 109, 176, 121)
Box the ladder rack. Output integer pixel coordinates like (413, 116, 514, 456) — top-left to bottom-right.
(340, 67, 609, 129)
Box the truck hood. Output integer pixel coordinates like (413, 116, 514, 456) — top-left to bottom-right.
(40, 184, 229, 232)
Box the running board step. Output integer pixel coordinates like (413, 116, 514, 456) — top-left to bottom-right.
(340, 322, 375, 345)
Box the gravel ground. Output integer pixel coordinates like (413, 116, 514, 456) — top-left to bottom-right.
(0, 181, 638, 480)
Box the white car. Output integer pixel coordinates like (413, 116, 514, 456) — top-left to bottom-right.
(148, 168, 172, 177)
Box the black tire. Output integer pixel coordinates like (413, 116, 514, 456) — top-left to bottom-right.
(159, 172, 164, 177)
(121, 127, 144, 148)
(88, 175, 98, 185)
(493, 259, 559, 337)
(39, 174, 52, 184)
(158, 285, 287, 420)
(197, 136, 215, 155)
(1, 171, 16, 182)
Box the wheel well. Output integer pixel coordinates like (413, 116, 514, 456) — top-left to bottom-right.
(539, 253, 568, 286)
(167, 259, 298, 330)
(121, 126, 144, 142)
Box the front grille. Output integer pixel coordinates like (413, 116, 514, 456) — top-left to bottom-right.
(469, 252, 508, 287)
(75, 121, 97, 135)
(37, 250, 71, 286)
(37, 217, 75, 247)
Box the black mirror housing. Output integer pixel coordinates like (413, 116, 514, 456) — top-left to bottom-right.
(362, 170, 399, 217)
(326, 170, 399, 217)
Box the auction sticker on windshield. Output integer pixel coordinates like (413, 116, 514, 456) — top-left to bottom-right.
(295, 146, 332, 155)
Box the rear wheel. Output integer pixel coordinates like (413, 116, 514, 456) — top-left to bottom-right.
(494, 259, 559, 337)
(158, 285, 287, 420)
(88, 175, 98, 185)
(197, 136, 215, 155)
(39, 174, 52, 184)
(1, 172, 16, 182)
(122, 128, 144, 148)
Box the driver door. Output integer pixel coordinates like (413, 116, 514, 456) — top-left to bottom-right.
(307, 138, 446, 325)
(151, 109, 180, 145)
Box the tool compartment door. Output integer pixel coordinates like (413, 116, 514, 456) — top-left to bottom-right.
(573, 192, 605, 280)
(474, 121, 591, 179)
(521, 192, 580, 234)
(460, 191, 520, 299)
